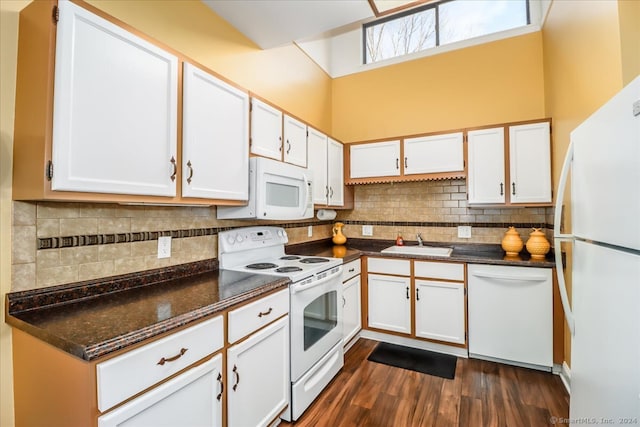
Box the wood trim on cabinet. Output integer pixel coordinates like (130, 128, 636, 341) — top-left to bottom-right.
(552, 268, 565, 365)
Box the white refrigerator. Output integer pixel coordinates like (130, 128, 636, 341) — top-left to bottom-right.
(554, 76, 640, 426)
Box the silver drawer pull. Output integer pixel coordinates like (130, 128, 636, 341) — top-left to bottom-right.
(157, 347, 188, 365)
(258, 307, 273, 318)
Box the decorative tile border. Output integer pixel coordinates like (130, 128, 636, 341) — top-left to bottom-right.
(37, 221, 328, 250)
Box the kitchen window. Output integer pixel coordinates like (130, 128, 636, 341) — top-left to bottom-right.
(363, 0, 530, 64)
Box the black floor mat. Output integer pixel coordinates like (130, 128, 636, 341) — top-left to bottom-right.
(367, 342, 457, 379)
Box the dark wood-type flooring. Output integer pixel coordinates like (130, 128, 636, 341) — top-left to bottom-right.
(283, 339, 569, 427)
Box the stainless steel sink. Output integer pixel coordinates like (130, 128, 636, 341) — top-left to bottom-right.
(380, 245, 453, 257)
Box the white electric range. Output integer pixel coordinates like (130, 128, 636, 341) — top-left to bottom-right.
(218, 226, 344, 421)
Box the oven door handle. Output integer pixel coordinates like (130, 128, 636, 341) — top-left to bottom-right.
(290, 267, 342, 294)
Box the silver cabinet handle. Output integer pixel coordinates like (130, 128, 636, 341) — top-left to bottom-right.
(186, 160, 194, 184)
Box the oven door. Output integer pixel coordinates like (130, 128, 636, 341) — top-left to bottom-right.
(256, 158, 313, 220)
(290, 267, 343, 382)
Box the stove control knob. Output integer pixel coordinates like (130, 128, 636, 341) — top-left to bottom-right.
(277, 229, 284, 238)
(236, 234, 244, 243)
(226, 235, 236, 245)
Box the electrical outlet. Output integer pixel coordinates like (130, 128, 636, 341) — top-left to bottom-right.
(157, 236, 172, 259)
(308, 225, 313, 237)
(458, 226, 472, 239)
(362, 225, 373, 236)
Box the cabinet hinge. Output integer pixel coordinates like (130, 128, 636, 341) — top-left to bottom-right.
(52, 5, 59, 24)
(46, 160, 53, 181)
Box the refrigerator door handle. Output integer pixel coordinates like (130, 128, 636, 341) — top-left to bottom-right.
(554, 139, 576, 335)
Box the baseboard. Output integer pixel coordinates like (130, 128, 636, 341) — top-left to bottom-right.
(360, 330, 469, 358)
(343, 332, 361, 353)
(559, 361, 571, 394)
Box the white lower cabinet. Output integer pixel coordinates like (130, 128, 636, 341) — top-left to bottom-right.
(227, 316, 290, 427)
(343, 275, 362, 345)
(367, 273, 411, 334)
(98, 354, 223, 427)
(415, 280, 465, 344)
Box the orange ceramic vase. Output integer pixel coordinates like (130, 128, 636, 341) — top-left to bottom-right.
(501, 227, 524, 256)
(526, 228, 551, 259)
(332, 222, 347, 245)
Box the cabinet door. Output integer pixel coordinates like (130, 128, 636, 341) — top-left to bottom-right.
(250, 99, 283, 160)
(283, 115, 307, 167)
(182, 63, 249, 200)
(307, 128, 328, 205)
(350, 141, 401, 179)
(327, 138, 344, 206)
(508, 122, 552, 204)
(467, 127, 506, 204)
(98, 355, 223, 427)
(404, 132, 464, 175)
(343, 275, 362, 345)
(415, 280, 465, 345)
(367, 274, 411, 334)
(52, 1, 178, 196)
(227, 317, 289, 427)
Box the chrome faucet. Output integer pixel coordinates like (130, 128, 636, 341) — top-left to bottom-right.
(416, 233, 424, 246)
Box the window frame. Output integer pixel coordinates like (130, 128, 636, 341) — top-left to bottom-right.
(362, 0, 531, 65)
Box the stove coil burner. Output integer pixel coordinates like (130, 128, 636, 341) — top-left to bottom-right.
(299, 257, 330, 264)
(245, 263, 278, 270)
(280, 256, 301, 260)
(275, 266, 303, 273)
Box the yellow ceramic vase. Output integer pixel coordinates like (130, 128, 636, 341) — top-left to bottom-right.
(501, 227, 524, 256)
(526, 228, 550, 259)
(332, 222, 347, 245)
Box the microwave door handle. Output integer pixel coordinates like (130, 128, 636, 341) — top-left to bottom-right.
(301, 173, 310, 216)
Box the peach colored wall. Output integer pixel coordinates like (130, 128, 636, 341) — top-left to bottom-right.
(86, 0, 333, 134)
(618, 0, 640, 85)
(331, 32, 546, 143)
(541, 0, 626, 368)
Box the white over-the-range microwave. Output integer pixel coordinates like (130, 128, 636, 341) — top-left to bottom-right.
(217, 157, 314, 220)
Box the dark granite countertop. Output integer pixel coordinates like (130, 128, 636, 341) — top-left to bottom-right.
(287, 238, 555, 268)
(5, 260, 289, 361)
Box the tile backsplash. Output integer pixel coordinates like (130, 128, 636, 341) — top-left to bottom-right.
(12, 201, 332, 291)
(336, 180, 553, 244)
(12, 179, 554, 291)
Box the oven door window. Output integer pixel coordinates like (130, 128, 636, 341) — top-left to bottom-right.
(303, 291, 338, 351)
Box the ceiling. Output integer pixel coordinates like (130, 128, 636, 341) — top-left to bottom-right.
(202, 0, 428, 49)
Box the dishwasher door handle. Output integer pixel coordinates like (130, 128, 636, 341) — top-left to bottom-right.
(470, 271, 548, 282)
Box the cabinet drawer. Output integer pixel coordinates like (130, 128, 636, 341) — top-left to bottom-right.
(342, 259, 361, 282)
(367, 257, 410, 276)
(228, 288, 289, 344)
(96, 315, 224, 412)
(414, 261, 464, 281)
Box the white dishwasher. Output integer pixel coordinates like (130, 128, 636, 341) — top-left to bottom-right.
(468, 264, 553, 371)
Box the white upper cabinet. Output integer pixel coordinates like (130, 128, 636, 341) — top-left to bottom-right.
(308, 130, 344, 206)
(327, 138, 344, 206)
(250, 99, 283, 160)
(467, 127, 506, 205)
(182, 63, 249, 200)
(283, 115, 307, 167)
(508, 121, 552, 204)
(308, 128, 329, 205)
(51, 0, 178, 196)
(350, 140, 401, 179)
(403, 132, 464, 175)
(467, 121, 552, 206)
